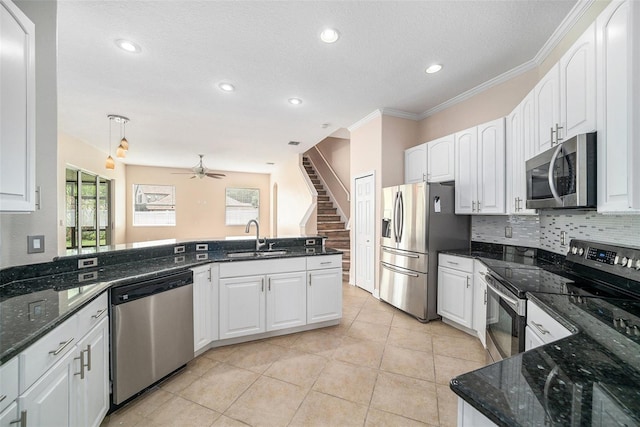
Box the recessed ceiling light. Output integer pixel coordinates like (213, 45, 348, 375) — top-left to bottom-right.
(320, 28, 340, 43)
(425, 64, 443, 74)
(115, 39, 141, 53)
(288, 98, 303, 105)
(218, 83, 235, 92)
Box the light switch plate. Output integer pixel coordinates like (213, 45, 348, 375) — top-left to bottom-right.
(27, 235, 45, 253)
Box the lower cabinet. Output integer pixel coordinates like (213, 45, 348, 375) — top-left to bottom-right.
(266, 272, 307, 331)
(75, 317, 109, 427)
(307, 268, 342, 324)
(0, 401, 19, 427)
(219, 275, 266, 339)
(473, 261, 488, 348)
(458, 399, 497, 427)
(192, 264, 219, 352)
(525, 300, 572, 350)
(437, 255, 474, 330)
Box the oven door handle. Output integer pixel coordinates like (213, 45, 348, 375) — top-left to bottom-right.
(486, 280, 519, 309)
(548, 143, 564, 206)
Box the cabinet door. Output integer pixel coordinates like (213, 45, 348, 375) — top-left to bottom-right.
(192, 266, 213, 351)
(0, 0, 36, 212)
(307, 268, 342, 324)
(437, 266, 473, 329)
(20, 350, 74, 427)
(506, 103, 521, 215)
(404, 144, 427, 184)
(454, 128, 477, 214)
(266, 272, 306, 331)
(533, 63, 560, 155)
(524, 326, 545, 351)
(473, 265, 487, 348)
(596, 0, 640, 212)
(210, 264, 219, 342)
(427, 136, 455, 182)
(477, 118, 506, 214)
(560, 22, 596, 140)
(219, 275, 265, 339)
(75, 318, 109, 427)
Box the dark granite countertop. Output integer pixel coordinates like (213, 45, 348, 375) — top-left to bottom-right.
(445, 244, 640, 426)
(0, 241, 341, 364)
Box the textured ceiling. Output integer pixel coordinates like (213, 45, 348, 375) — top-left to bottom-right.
(57, 0, 577, 174)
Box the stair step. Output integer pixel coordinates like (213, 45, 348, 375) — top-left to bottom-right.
(318, 201, 334, 206)
(327, 241, 350, 249)
(317, 196, 330, 202)
(318, 222, 345, 231)
(319, 214, 340, 222)
(318, 210, 337, 216)
(316, 190, 327, 196)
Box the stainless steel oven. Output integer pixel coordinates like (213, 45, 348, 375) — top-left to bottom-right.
(484, 272, 526, 362)
(525, 132, 596, 209)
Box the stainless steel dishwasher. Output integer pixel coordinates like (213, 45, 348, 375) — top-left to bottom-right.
(110, 270, 194, 405)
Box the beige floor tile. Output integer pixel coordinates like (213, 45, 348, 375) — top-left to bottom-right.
(185, 355, 219, 376)
(202, 345, 240, 362)
(211, 415, 251, 426)
(313, 360, 378, 405)
(332, 336, 385, 369)
(387, 327, 433, 353)
(437, 384, 459, 427)
(159, 370, 200, 394)
(347, 320, 390, 342)
(370, 372, 439, 424)
(391, 312, 432, 332)
(433, 354, 485, 385)
(361, 297, 399, 314)
(321, 318, 354, 336)
(224, 341, 287, 373)
(100, 408, 145, 427)
(289, 391, 368, 427)
(264, 332, 302, 348)
(224, 376, 306, 427)
(380, 345, 435, 381)
(356, 308, 394, 326)
(342, 305, 361, 321)
(432, 334, 486, 362)
(144, 395, 220, 426)
(343, 294, 368, 309)
(291, 330, 343, 356)
(426, 321, 476, 339)
(365, 408, 435, 427)
(263, 349, 327, 388)
(179, 363, 259, 413)
(125, 387, 174, 418)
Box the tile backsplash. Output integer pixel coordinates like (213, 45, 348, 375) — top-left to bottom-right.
(472, 211, 640, 255)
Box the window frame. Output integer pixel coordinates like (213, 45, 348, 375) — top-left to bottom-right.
(225, 187, 260, 226)
(132, 184, 177, 227)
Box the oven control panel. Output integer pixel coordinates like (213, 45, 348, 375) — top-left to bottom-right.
(568, 240, 640, 279)
(585, 247, 617, 265)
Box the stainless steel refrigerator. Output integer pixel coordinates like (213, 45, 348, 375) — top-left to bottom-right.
(379, 182, 470, 322)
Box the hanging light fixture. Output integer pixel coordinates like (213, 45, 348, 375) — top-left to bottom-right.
(119, 117, 129, 151)
(106, 114, 130, 168)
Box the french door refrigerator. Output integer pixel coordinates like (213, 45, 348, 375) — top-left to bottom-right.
(380, 182, 470, 321)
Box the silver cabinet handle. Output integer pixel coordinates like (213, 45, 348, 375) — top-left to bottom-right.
(91, 308, 107, 319)
(466, 276, 471, 288)
(74, 350, 85, 380)
(555, 123, 563, 143)
(49, 338, 74, 355)
(484, 289, 487, 305)
(320, 261, 332, 265)
(550, 126, 555, 146)
(268, 277, 271, 291)
(261, 278, 264, 292)
(472, 201, 476, 212)
(10, 411, 26, 427)
(0, 395, 6, 403)
(532, 321, 550, 335)
(85, 344, 92, 371)
(308, 275, 312, 286)
(446, 260, 459, 265)
(477, 201, 481, 211)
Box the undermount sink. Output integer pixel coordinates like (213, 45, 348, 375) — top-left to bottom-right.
(226, 250, 288, 259)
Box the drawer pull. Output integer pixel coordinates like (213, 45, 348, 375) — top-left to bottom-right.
(0, 395, 6, 403)
(49, 338, 74, 356)
(85, 344, 92, 371)
(320, 261, 332, 265)
(91, 308, 107, 319)
(74, 350, 85, 380)
(9, 411, 26, 427)
(447, 261, 459, 265)
(532, 321, 549, 335)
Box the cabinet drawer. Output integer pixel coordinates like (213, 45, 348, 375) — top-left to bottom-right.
(220, 257, 306, 278)
(527, 301, 572, 345)
(77, 293, 108, 338)
(439, 254, 473, 273)
(0, 357, 19, 413)
(306, 255, 342, 270)
(19, 314, 78, 392)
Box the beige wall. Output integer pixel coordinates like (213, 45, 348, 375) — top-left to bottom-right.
(315, 137, 351, 192)
(381, 115, 419, 187)
(58, 133, 128, 252)
(270, 155, 314, 237)
(125, 165, 270, 242)
(1, 0, 58, 268)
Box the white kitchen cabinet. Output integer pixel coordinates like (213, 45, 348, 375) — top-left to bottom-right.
(533, 63, 561, 155)
(426, 135, 455, 182)
(592, 383, 638, 427)
(525, 300, 572, 350)
(457, 399, 497, 427)
(473, 261, 488, 348)
(437, 255, 474, 330)
(506, 91, 537, 215)
(596, 0, 640, 213)
(307, 267, 342, 324)
(404, 143, 427, 184)
(192, 264, 219, 351)
(559, 22, 597, 140)
(0, 0, 36, 212)
(0, 402, 20, 427)
(219, 275, 266, 339)
(524, 326, 546, 351)
(266, 272, 307, 331)
(455, 118, 506, 214)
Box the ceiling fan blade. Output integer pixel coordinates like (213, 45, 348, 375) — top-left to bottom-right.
(171, 172, 198, 174)
(189, 175, 197, 179)
(206, 173, 225, 178)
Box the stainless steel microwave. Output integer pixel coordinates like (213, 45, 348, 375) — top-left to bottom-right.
(525, 132, 596, 209)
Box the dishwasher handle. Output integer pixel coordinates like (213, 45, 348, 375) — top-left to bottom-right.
(111, 270, 194, 305)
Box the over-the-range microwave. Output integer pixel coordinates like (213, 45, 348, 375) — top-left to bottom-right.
(525, 132, 596, 210)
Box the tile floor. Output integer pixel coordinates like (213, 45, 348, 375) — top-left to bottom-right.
(101, 283, 488, 427)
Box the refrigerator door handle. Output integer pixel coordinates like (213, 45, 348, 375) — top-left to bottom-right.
(382, 247, 420, 258)
(381, 262, 419, 278)
(393, 191, 400, 243)
(397, 191, 404, 243)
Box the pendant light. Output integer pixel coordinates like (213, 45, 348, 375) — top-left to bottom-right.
(105, 115, 115, 169)
(116, 118, 126, 158)
(106, 114, 130, 166)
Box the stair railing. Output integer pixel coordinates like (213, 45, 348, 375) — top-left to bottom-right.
(299, 153, 318, 236)
(305, 148, 350, 225)
(312, 146, 350, 202)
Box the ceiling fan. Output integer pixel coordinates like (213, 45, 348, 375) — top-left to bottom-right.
(172, 154, 226, 179)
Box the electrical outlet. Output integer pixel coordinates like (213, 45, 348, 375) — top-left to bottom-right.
(505, 226, 512, 238)
(27, 235, 45, 253)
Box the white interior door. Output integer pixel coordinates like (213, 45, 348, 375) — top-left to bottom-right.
(354, 173, 375, 293)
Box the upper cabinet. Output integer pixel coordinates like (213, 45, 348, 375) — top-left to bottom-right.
(426, 135, 455, 183)
(455, 118, 506, 214)
(0, 0, 36, 212)
(596, 0, 640, 213)
(404, 143, 427, 184)
(533, 63, 560, 155)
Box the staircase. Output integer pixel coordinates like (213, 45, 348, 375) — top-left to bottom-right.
(303, 157, 350, 281)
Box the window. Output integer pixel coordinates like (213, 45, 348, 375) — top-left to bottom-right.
(226, 188, 259, 225)
(65, 168, 112, 249)
(133, 184, 176, 226)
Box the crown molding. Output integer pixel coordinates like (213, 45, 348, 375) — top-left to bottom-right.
(379, 108, 420, 121)
(420, 0, 596, 120)
(347, 109, 382, 132)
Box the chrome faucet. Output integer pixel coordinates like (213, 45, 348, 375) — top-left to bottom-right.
(245, 219, 267, 251)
